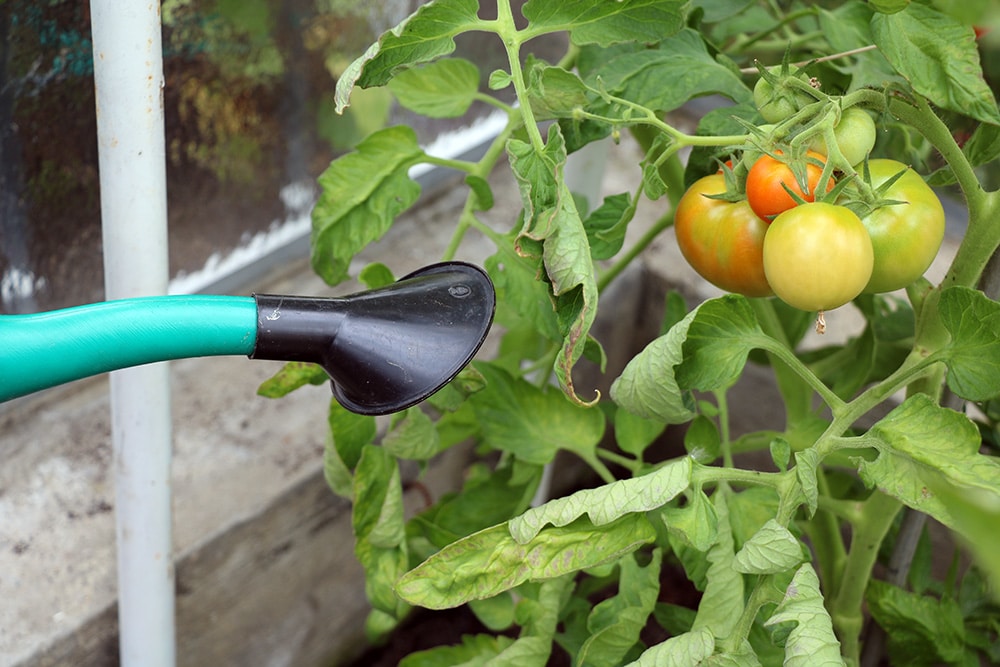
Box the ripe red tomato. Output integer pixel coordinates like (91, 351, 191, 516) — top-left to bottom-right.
(763, 202, 873, 311)
(746, 151, 833, 221)
(675, 174, 773, 298)
(857, 159, 946, 293)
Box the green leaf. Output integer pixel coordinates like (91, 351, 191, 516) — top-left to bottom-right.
(871, 3, 1000, 125)
(469, 592, 517, 632)
(411, 462, 542, 548)
(353, 444, 405, 548)
(509, 458, 692, 543)
(684, 414, 721, 464)
(524, 60, 590, 121)
(577, 550, 662, 667)
(521, 0, 687, 47)
(358, 262, 395, 289)
(328, 399, 376, 470)
(318, 86, 393, 151)
(489, 68, 512, 90)
(584, 192, 635, 261)
(355, 538, 410, 618)
(382, 407, 441, 460)
(387, 57, 480, 117)
(395, 513, 656, 609)
(764, 564, 845, 667)
(399, 634, 516, 667)
(728, 486, 782, 551)
(939, 286, 1000, 401)
(466, 174, 495, 212)
(581, 29, 752, 114)
(794, 448, 823, 516)
(816, 4, 899, 94)
(622, 628, 716, 667)
(470, 362, 606, 467)
(610, 304, 699, 425)
(311, 126, 423, 285)
(866, 580, 966, 665)
(857, 394, 1000, 530)
(733, 519, 806, 575)
(930, 481, 1000, 594)
(334, 0, 484, 110)
(675, 295, 771, 393)
(322, 435, 354, 499)
(256, 361, 328, 398)
(701, 647, 764, 667)
(486, 249, 563, 344)
(614, 405, 667, 459)
(870, 0, 910, 14)
(659, 487, 719, 552)
(692, 491, 744, 638)
(770, 438, 791, 472)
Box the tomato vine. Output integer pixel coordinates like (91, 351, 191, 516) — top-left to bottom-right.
(265, 1, 1000, 665)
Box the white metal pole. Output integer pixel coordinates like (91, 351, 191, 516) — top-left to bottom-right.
(90, 3, 175, 666)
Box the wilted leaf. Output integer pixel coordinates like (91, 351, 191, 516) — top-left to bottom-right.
(733, 519, 806, 575)
(256, 362, 328, 398)
(692, 491, 744, 638)
(764, 564, 845, 666)
(576, 550, 662, 667)
(610, 305, 699, 424)
(382, 407, 441, 460)
(399, 634, 516, 667)
(396, 514, 656, 609)
(622, 627, 715, 667)
(509, 457, 692, 543)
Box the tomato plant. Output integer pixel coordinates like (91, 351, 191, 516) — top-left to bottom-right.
(675, 174, 772, 297)
(763, 202, 874, 311)
(855, 159, 947, 294)
(746, 150, 833, 219)
(264, 2, 1000, 666)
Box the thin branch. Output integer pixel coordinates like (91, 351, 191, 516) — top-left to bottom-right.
(739, 44, 879, 75)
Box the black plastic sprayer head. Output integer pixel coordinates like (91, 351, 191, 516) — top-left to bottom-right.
(251, 262, 496, 415)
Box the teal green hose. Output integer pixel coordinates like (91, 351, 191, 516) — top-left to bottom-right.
(0, 295, 257, 401)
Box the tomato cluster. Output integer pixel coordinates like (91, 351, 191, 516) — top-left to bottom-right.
(675, 133, 945, 313)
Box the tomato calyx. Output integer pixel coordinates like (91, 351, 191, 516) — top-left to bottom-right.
(837, 161, 910, 220)
(753, 59, 824, 124)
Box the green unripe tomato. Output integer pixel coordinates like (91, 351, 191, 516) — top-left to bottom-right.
(859, 159, 946, 294)
(809, 107, 877, 167)
(753, 66, 815, 123)
(763, 202, 873, 311)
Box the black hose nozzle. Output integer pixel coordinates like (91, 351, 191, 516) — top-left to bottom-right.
(251, 262, 495, 415)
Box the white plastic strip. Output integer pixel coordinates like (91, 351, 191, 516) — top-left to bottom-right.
(90, 2, 175, 665)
